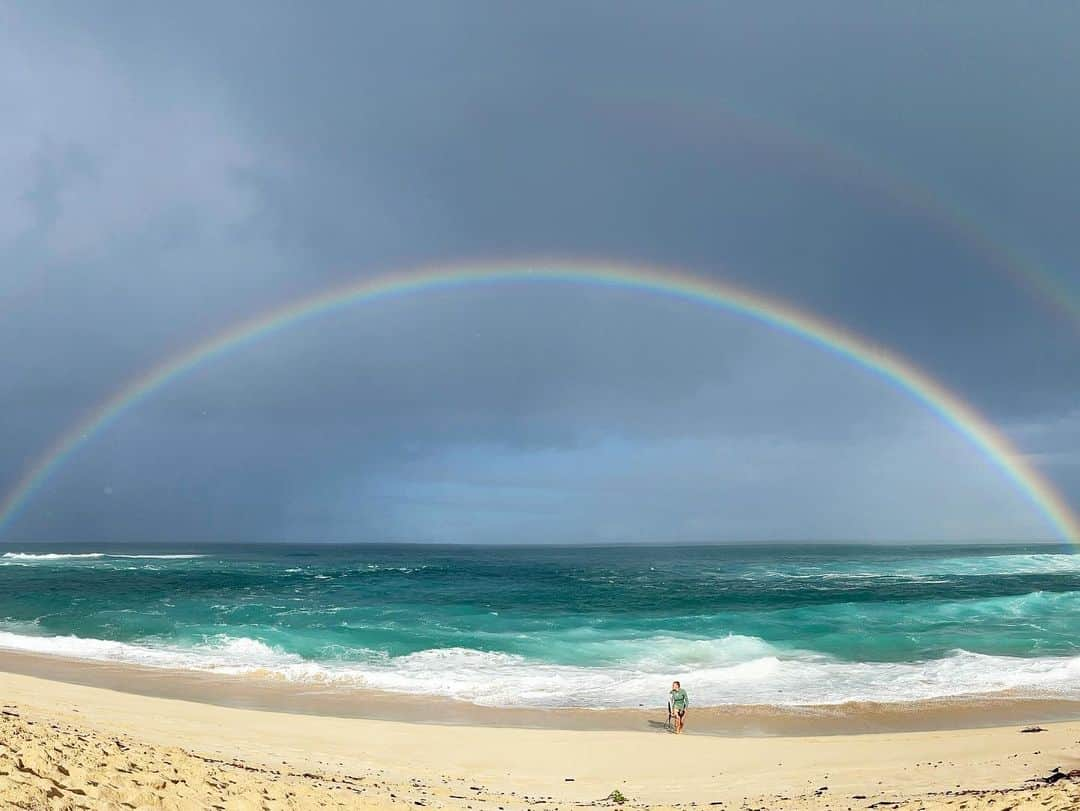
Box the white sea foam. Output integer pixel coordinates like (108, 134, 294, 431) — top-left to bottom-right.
(330, 645, 1080, 708)
(748, 552, 1080, 581)
(1, 552, 204, 562)
(2, 628, 1080, 708)
(2, 553, 105, 560)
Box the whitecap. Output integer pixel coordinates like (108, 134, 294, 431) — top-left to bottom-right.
(1, 627, 1080, 709)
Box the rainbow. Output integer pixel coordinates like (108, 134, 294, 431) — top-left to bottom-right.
(1, 260, 1077, 541)
(605, 97, 1080, 333)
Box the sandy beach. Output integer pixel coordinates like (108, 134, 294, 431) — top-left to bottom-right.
(3, 0, 1078, 803)
(3, 666, 1080, 810)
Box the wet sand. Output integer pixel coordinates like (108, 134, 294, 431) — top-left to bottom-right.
(2, 649, 1080, 736)
(4, 666, 1080, 809)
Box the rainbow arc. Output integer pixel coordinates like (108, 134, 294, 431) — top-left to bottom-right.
(1, 261, 1076, 542)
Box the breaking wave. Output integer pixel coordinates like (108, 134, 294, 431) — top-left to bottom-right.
(2, 629, 1080, 708)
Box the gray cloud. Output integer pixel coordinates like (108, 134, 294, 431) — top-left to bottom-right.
(1, 0, 1076, 543)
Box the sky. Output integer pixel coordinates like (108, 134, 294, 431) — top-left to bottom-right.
(1, 1, 1078, 544)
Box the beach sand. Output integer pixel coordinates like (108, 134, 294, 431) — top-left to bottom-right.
(2, 668, 1080, 810)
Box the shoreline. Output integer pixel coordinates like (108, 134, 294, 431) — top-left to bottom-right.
(2, 648, 1080, 737)
(3, 666, 1080, 809)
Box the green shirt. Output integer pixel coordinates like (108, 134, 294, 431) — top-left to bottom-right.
(670, 688, 688, 711)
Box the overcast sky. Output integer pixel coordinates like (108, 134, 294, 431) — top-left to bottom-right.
(1, 1, 1077, 543)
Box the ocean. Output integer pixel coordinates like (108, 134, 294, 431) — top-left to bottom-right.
(1, 543, 1079, 709)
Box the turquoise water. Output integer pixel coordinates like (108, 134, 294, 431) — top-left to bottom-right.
(2, 543, 1079, 708)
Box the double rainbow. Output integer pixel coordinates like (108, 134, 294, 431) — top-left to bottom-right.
(606, 96, 1080, 333)
(1, 261, 1076, 541)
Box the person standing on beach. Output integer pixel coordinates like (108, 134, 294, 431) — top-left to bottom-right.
(669, 681, 689, 734)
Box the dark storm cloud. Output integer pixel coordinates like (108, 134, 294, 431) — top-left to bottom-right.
(1, 1, 1077, 542)
(23, 0, 1076, 407)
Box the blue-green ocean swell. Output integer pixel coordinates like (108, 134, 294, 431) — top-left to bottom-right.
(1, 544, 1079, 708)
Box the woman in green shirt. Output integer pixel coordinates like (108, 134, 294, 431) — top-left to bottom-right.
(669, 681, 689, 734)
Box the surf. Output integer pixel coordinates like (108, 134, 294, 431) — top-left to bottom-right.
(2, 543, 1080, 709)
